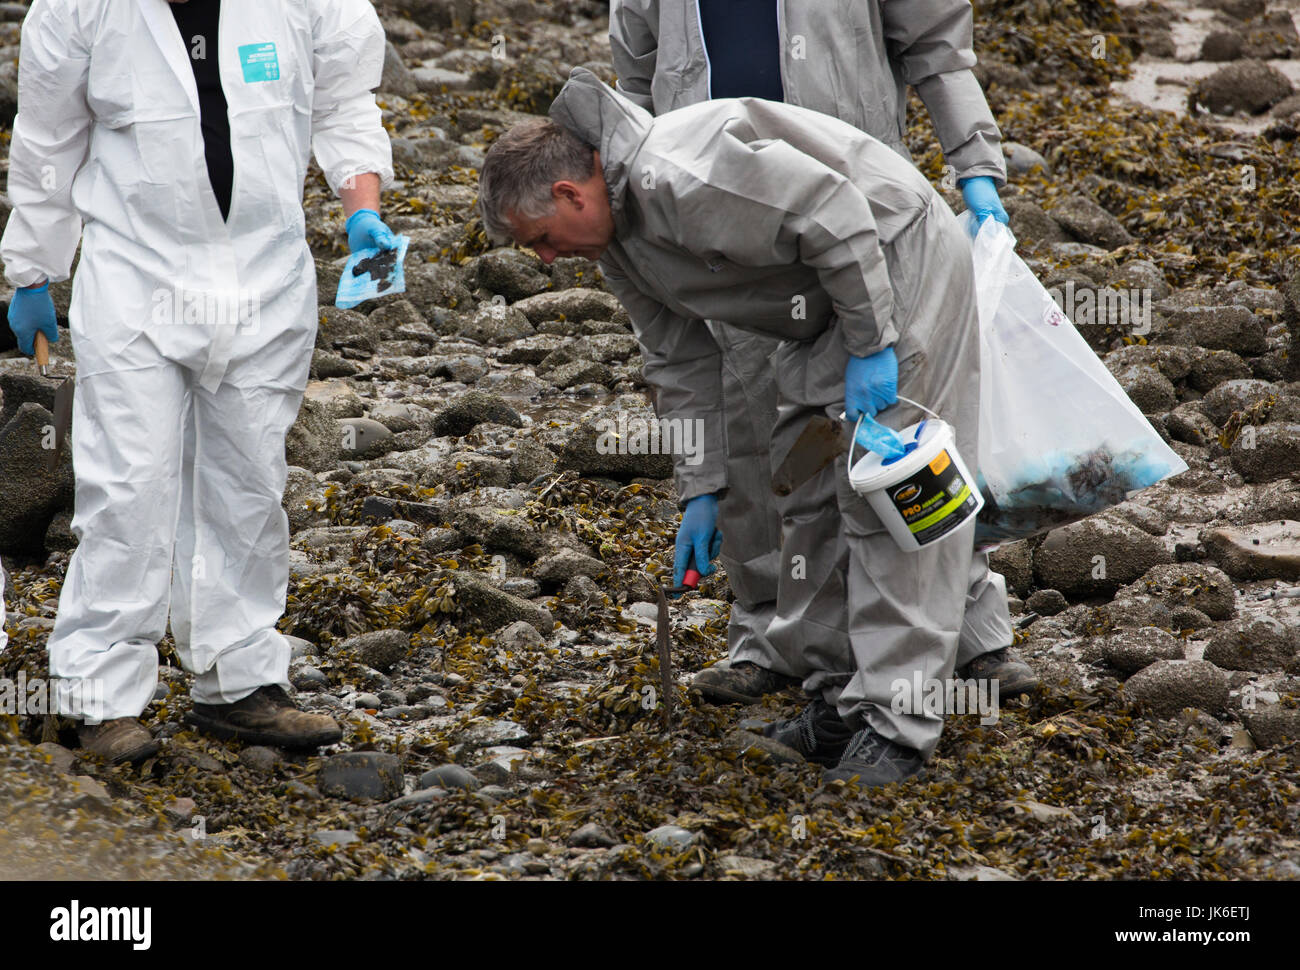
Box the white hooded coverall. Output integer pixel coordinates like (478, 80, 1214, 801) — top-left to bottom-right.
(607, 0, 1013, 678)
(0, 0, 393, 720)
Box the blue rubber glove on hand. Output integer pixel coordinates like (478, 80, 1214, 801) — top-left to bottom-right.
(959, 176, 1008, 237)
(345, 208, 397, 254)
(673, 493, 723, 590)
(844, 346, 898, 421)
(7, 282, 58, 357)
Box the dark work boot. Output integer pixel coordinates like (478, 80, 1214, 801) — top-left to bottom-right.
(186, 685, 341, 749)
(823, 725, 925, 788)
(762, 697, 856, 766)
(77, 717, 160, 765)
(692, 661, 799, 704)
(959, 646, 1039, 699)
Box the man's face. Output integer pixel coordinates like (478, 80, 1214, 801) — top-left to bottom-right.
(508, 168, 614, 264)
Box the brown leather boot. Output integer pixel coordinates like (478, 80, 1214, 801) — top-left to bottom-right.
(77, 717, 160, 764)
(185, 684, 342, 749)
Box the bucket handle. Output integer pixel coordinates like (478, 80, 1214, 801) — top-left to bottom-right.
(845, 395, 940, 467)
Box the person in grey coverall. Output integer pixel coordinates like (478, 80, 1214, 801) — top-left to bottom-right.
(607, 0, 1036, 705)
(479, 68, 1000, 784)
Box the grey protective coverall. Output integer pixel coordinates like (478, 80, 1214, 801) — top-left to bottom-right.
(552, 68, 982, 755)
(608, 0, 1012, 676)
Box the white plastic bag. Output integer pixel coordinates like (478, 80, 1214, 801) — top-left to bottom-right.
(959, 213, 1187, 548)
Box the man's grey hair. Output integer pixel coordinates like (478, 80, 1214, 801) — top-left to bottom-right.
(477, 120, 598, 243)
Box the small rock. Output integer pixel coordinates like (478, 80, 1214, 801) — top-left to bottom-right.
(1123, 660, 1229, 716)
(1046, 195, 1133, 250)
(1190, 59, 1293, 115)
(644, 824, 698, 851)
(418, 764, 481, 791)
(569, 822, 618, 848)
(1241, 706, 1300, 748)
(1084, 627, 1184, 674)
(336, 629, 410, 673)
(495, 619, 544, 650)
(1203, 521, 1300, 580)
(1025, 589, 1068, 616)
(238, 746, 282, 772)
(318, 752, 404, 800)
(312, 829, 360, 847)
(1203, 616, 1299, 672)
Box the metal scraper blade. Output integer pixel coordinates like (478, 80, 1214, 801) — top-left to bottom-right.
(770, 414, 846, 496)
(47, 376, 73, 473)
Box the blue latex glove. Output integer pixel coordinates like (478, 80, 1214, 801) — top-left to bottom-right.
(959, 176, 1008, 236)
(673, 493, 723, 589)
(345, 208, 397, 254)
(844, 346, 898, 421)
(7, 282, 58, 357)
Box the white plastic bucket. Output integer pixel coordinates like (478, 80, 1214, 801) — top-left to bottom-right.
(846, 406, 984, 553)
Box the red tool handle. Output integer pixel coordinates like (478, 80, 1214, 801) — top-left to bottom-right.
(682, 568, 700, 589)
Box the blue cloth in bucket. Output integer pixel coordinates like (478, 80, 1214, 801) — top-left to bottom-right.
(853, 414, 909, 462)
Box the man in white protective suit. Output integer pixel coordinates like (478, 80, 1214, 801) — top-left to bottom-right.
(479, 69, 998, 786)
(1, 0, 395, 763)
(607, 0, 1038, 707)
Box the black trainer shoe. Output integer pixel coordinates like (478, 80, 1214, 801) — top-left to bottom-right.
(692, 660, 799, 704)
(761, 697, 856, 766)
(823, 725, 925, 787)
(959, 645, 1039, 699)
(186, 685, 342, 749)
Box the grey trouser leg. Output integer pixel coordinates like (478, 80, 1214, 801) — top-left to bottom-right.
(707, 323, 789, 672)
(767, 196, 985, 759)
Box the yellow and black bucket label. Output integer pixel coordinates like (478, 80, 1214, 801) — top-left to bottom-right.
(887, 448, 979, 545)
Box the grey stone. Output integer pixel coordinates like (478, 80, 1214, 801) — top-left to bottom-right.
(1123, 563, 1236, 620)
(1083, 627, 1184, 674)
(547, 359, 614, 389)
(1001, 141, 1050, 177)
(495, 620, 545, 650)
(1046, 195, 1133, 250)
(1003, 198, 1070, 246)
(569, 822, 618, 848)
(475, 248, 550, 301)
(285, 396, 342, 472)
(430, 390, 522, 437)
(508, 439, 557, 483)
(312, 829, 360, 847)
(1164, 305, 1266, 356)
(511, 289, 625, 326)
(1034, 513, 1172, 598)
(1204, 616, 1299, 672)
(1231, 424, 1300, 482)
(644, 824, 698, 851)
(1199, 379, 1274, 427)
(455, 718, 531, 751)
(455, 505, 547, 559)
(318, 752, 404, 800)
(380, 41, 419, 97)
(533, 549, 607, 588)
(0, 402, 75, 554)
(461, 302, 535, 345)
(337, 629, 410, 673)
(1242, 706, 1300, 748)
(238, 746, 282, 772)
(1123, 660, 1229, 716)
(452, 572, 554, 633)
(430, 354, 489, 383)
(1025, 589, 1069, 616)
(560, 402, 674, 480)
(1203, 521, 1300, 580)
(1190, 59, 1293, 115)
(418, 764, 481, 791)
(289, 664, 328, 691)
(339, 417, 395, 459)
